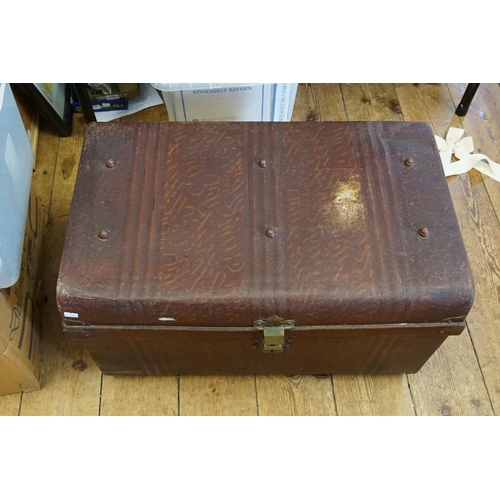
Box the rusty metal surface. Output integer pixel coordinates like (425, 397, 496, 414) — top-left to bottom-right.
(57, 121, 474, 328)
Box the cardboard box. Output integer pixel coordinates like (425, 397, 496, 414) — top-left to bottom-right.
(0, 193, 44, 396)
(152, 83, 298, 122)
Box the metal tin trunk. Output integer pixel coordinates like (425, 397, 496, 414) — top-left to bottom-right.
(56, 121, 474, 374)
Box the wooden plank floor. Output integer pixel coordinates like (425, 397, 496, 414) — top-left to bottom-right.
(3, 83, 500, 416)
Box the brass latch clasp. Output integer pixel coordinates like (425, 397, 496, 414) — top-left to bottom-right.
(253, 315, 295, 353)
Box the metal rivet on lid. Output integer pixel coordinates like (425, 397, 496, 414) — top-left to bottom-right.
(265, 228, 277, 238)
(404, 157, 415, 167)
(258, 159, 268, 168)
(98, 229, 110, 240)
(106, 158, 116, 168)
(418, 227, 429, 238)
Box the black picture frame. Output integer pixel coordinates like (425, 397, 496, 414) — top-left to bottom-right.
(12, 83, 73, 137)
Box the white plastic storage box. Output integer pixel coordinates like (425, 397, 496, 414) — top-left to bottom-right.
(0, 83, 34, 288)
(152, 83, 298, 122)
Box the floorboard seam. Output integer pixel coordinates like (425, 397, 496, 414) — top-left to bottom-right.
(18, 393, 23, 417)
(45, 136, 61, 222)
(254, 375, 260, 416)
(465, 322, 496, 415)
(177, 375, 180, 416)
(405, 375, 418, 416)
(98, 373, 103, 416)
(338, 84, 349, 120)
(330, 376, 338, 416)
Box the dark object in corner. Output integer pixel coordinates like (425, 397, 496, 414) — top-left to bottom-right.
(72, 83, 96, 123)
(12, 83, 73, 137)
(455, 83, 480, 117)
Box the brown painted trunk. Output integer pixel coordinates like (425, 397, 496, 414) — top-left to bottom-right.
(56, 121, 474, 374)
